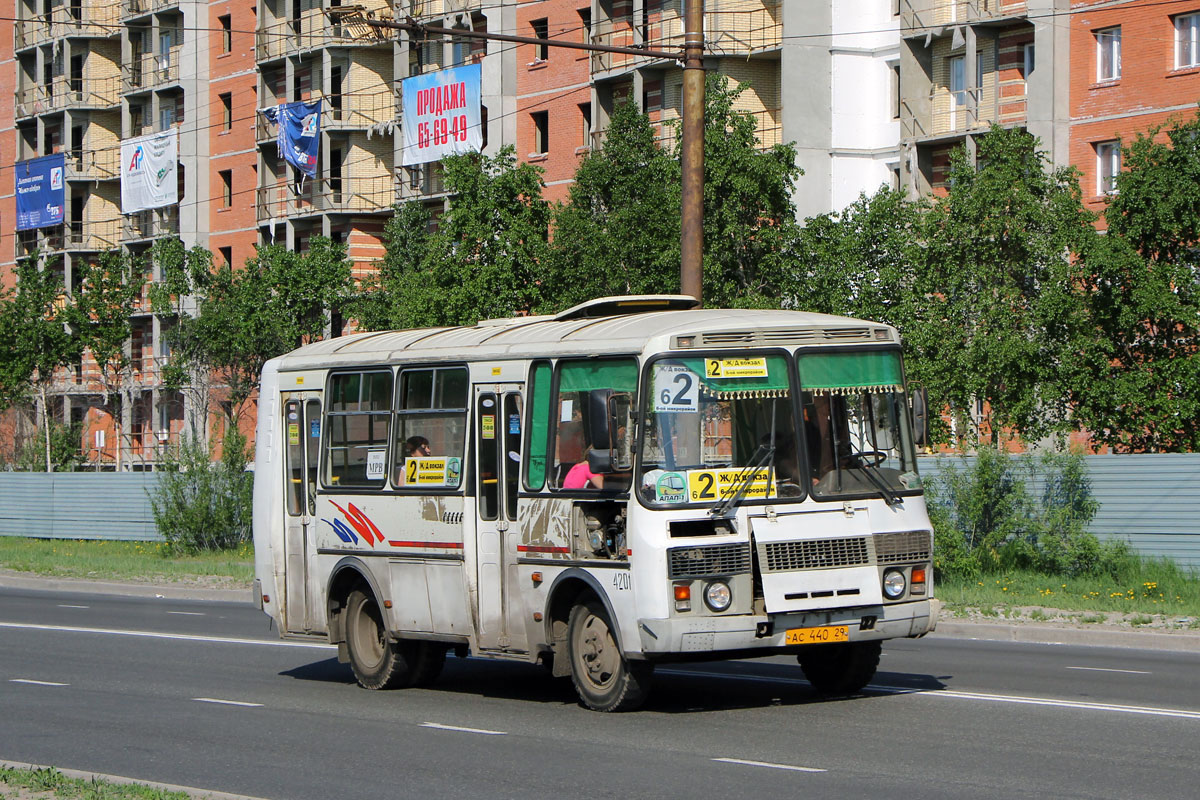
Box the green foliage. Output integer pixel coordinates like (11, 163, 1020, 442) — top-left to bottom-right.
(13, 420, 85, 472)
(0, 253, 80, 406)
(926, 447, 1126, 579)
(542, 100, 682, 309)
(389, 147, 550, 326)
(351, 201, 433, 331)
(148, 430, 254, 553)
(73, 250, 145, 396)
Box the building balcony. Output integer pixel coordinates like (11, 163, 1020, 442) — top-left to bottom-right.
(121, 0, 181, 20)
(591, 107, 781, 153)
(256, 175, 395, 222)
(122, 50, 182, 94)
(256, 16, 387, 63)
(66, 147, 122, 182)
(256, 89, 396, 142)
(901, 0, 1027, 36)
(65, 218, 122, 252)
(122, 206, 179, 242)
(13, 6, 122, 51)
(590, 1, 781, 75)
(396, 162, 447, 203)
(15, 76, 122, 119)
(902, 82, 1016, 142)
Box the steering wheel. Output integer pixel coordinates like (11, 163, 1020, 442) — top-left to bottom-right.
(850, 450, 887, 467)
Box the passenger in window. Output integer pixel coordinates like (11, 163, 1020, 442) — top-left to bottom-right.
(563, 447, 605, 490)
(407, 435, 432, 457)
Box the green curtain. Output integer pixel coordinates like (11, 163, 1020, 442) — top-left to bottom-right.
(676, 355, 790, 395)
(526, 362, 552, 489)
(558, 359, 638, 393)
(798, 350, 903, 394)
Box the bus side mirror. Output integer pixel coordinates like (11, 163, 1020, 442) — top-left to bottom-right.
(587, 449, 614, 474)
(910, 387, 928, 448)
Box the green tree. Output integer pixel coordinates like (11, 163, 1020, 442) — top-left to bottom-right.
(911, 126, 1099, 445)
(74, 250, 146, 470)
(0, 253, 81, 471)
(350, 201, 432, 331)
(394, 147, 550, 326)
(688, 74, 804, 308)
(1075, 111, 1200, 451)
(543, 100, 681, 309)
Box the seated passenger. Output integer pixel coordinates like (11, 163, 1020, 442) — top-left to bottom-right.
(563, 450, 604, 490)
(406, 435, 432, 457)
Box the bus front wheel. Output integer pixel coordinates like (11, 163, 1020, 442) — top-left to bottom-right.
(567, 598, 652, 712)
(797, 640, 881, 696)
(345, 587, 429, 690)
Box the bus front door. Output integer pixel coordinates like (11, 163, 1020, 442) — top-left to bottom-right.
(473, 385, 528, 653)
(281, 392, 322, 634)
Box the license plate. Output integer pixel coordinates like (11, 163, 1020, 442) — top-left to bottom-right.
(785, 625, 849, 645)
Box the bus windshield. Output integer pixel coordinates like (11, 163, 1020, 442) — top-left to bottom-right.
(797, 350, 921, 500)
(638, 354, 803, 506)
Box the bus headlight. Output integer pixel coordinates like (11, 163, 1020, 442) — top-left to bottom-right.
(882, 569, 906, 600)
(704, 580, 732, 612)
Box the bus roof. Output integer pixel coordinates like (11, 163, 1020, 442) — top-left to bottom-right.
(273, 299, 897, 371)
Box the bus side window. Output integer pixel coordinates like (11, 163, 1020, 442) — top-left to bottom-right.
(393, 366, 468, 489)
(324, 370, 392, 488)
(551, 358, 638, 491)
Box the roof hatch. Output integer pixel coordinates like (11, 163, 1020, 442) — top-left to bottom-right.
(553, 295, 700, 321)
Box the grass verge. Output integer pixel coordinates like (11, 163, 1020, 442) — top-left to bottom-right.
(0, 765, 192, 800)
(0, 537, 253, 587)
(938, 561, 1200, 627)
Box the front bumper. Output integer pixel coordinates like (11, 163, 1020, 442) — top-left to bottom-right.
(635, 598, 938, 657)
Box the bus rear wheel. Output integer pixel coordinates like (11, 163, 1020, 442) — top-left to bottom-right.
(797, 640, 881, 696)
(567, 598, 652, 712)
(344, 588, 431, 690)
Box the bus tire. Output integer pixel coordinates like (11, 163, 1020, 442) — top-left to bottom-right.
(567, 598, 652, 712)
(345, 588, 413, 690)
(797, 640, 881, 696)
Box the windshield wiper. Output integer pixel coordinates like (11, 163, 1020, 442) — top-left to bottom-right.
(848, 450, 902, 507)
(710, 443, 774, 518)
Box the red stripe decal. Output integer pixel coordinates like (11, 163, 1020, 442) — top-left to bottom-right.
(517, 545, 571, 554)
(387, 540, 465, 549)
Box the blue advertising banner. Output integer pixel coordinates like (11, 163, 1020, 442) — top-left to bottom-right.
(15, 153, 65, 231)
(258, 101, 322, 178)
(402, 64, 482, 167)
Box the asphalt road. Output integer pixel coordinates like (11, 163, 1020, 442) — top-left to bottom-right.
(2, 585, 1198, 800)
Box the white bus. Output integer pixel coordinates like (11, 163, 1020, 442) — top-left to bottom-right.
(252, 296, 939, 711)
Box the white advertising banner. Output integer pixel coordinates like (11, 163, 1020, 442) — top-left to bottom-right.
(402, 63, 483, 166)
(120, 129, 179, 214)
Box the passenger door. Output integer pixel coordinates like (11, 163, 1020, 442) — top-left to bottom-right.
(473, 384, 528, 653)
(281, 391, 322, 634)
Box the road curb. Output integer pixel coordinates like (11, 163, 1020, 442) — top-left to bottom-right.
(0, 571, 251, 603)
(932, 620, 1200, 652)
(0, 760, 271, 800)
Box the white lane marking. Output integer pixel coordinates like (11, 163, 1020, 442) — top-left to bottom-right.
(0, 621, 335, 650)
(661, 668, 1200, 721)
(194, 697, 263, 707)
(420, 722, 507, 736)
(57, 605, 89, 609)
(166, 611, 206, 617)
(10, 679, 69, 687)
(713, 758, 825, 773)
(1066, 666, 1151, 675)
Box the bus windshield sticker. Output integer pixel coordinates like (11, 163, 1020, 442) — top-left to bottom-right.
(309, 419, 320, 439)
(366, 448, 387, 479)
(288, 422, 300, 446)
(652, 364, 700, 413)
(508, 414, 521, 435)
(704, 357, 768, 379)
(560, 399, 573, 422)
(686, 468, 775, 502)
(482, 415, 495, 439)
(653, 471, 687, 503)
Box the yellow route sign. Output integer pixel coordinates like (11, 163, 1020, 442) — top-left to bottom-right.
(705, 357, 768, 379)
(686, 468, 775, 502)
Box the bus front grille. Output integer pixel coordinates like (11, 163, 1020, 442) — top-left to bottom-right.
(875, 530, 932, 564)
(761, 537, 871, 572)
(668, 542, 752, 579)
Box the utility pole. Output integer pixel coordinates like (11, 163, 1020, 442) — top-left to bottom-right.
(351, 7, 707, 302)
(679, 0, 705, 305)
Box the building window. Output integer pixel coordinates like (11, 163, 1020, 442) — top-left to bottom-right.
(219, 246, 232, 267)
(220, 92, 232, 130)
(219, 169, 232, 207)
(532, 110, 549, 155)
(220, 15, 231, 54)
(579, 101, 592, 146)
(1176, 13, 1200, 68)
(1023, 43, 1035, 79)
(1096, 27, 1121, 81)
(1096, 141, 1120, 195)
(579, 8, 591, 42)
(532, 18, 548, 60)
(891, 63, 900, 120)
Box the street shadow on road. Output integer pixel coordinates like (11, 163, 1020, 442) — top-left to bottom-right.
(279, 655, 947, 712)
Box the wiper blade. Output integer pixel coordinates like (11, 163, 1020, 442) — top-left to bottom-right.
(850, 454, 902, 507)
(710, 444, 773, 518)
